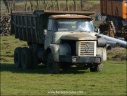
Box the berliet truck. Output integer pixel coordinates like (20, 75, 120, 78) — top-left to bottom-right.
(11, 10, 107, 73)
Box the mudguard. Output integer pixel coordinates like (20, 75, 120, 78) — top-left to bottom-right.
(49, 44, 71, 62)
(49, 44, 59, 62)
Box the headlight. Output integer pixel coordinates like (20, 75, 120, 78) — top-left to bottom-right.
(97, 38, 107, 47)
(59, 44, 71, 55)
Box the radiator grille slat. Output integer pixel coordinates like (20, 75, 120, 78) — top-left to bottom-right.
(80, 41, 95, 56)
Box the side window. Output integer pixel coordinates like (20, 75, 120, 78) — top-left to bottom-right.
(48, 19, 53, 30)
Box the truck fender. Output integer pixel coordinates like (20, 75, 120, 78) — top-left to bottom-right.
(49, 44, 71, 62)
(97, 47, 107, 61)
(49, 44, 60, 62)
(59, 44, 71, 55)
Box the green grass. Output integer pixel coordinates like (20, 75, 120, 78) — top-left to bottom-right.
(1, 36, 127, 95)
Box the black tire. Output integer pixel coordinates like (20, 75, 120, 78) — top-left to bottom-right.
(14, 47, 22, 68)
(61, 63, 71, 71)
(21, 48, 32, 69)
(90, 63, 103, 72)
(47, 53, 60, 74)
(31, 48, 39, 69)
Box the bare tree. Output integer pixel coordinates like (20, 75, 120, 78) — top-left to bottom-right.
(56, 0, 59, 11)
(29, 0, 34, 11)
(73, 0, 76, 11)
(66, 0, 68, 11)
(8, 0, 13, 13)
(35, 0, 39, 10)
(24, 0, 28, 11)
(3, 0, 9, 13)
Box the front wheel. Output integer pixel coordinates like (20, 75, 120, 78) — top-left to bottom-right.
(47, 53, 60, 74)
(90, 63, 103, 72)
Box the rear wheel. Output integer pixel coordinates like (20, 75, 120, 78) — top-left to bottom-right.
(14, 47, 22, 68)
(47, 53, 60, 74)
(21, 48, 32, 69)
(90, 63, 103, 72)
(30, 46, 39, 69)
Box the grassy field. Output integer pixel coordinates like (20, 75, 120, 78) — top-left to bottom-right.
(1, 36, 127, 95)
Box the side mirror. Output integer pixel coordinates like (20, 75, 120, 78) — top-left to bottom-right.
(97, 28, 100, 33)
(44, 29, 47, 35)
(94, 25, 100, 33)
(94, 28, 100, 33)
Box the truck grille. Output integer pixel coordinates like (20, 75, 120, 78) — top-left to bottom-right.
(78, 41, 96, 56)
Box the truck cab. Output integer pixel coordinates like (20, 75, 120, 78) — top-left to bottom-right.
(45, 14, 95, 48)
(44, 14, 107, 73)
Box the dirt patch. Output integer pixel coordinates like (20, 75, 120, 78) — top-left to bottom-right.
(112, 53, 126, 61)
(0, 57, 8, 62)
(107, 48, 127, 61)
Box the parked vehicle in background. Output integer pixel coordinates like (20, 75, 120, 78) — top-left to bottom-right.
(100, 0, 127, 40)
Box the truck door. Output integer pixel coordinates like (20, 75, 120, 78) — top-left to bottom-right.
(44, 19, 53, 49)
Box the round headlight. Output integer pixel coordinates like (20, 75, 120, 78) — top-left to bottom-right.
(97, 38, 107, 47)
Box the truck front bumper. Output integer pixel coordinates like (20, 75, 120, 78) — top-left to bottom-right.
(59, 55, 102, 64)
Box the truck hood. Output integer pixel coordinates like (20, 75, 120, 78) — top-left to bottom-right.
(61, 33, 96, 40)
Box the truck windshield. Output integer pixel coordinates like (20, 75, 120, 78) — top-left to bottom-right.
(54, 19, 94, 32)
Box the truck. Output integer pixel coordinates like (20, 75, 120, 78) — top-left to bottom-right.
(11, 10, 107, 73)
(100, 0, 127, 40)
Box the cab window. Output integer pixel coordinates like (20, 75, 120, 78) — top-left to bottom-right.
(48, 19, 53, 30)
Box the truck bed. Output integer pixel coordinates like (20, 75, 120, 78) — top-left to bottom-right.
(11, 11, 48, 44)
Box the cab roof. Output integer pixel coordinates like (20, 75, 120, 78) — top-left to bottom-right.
(34, 10, 95, 16)
(49, 14, 92, 20)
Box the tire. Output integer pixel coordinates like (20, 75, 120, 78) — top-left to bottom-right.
(14, 47, 22, 68)
(90, 63, 103, 72)
(30, 47, 38, 69)
(21, 48, 32, 69)
(47, 53, 60, 74)
(61, 63, 71, 71)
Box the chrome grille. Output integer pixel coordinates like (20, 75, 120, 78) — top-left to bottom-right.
(80, 41, 95, 56)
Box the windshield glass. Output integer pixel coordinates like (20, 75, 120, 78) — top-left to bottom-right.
(54, 19, 94, 32)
